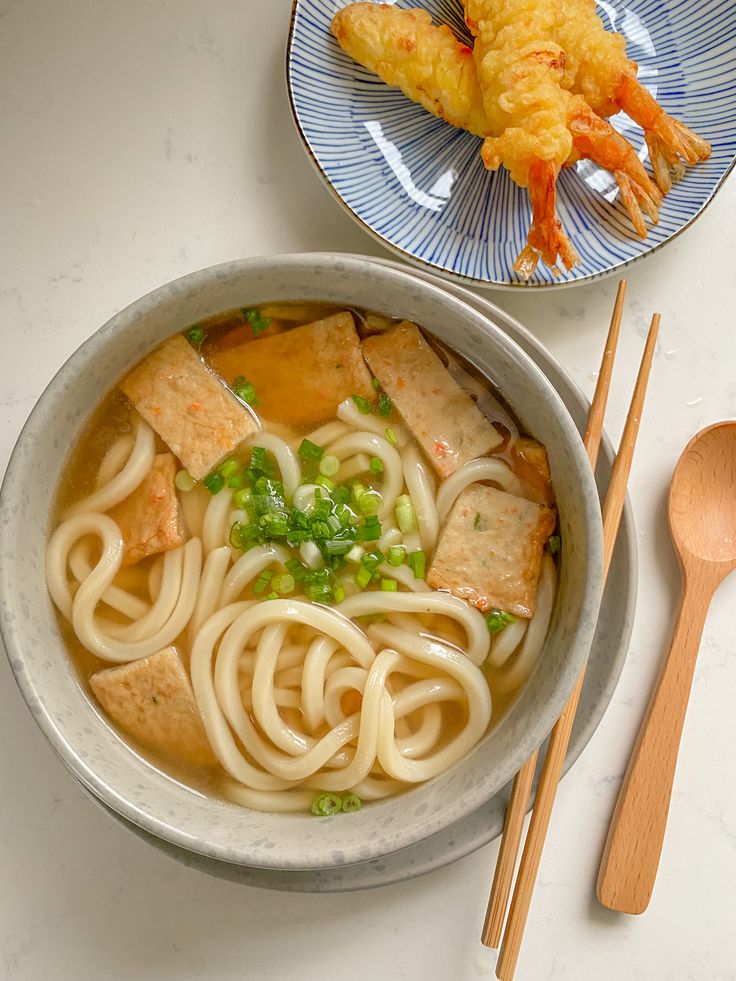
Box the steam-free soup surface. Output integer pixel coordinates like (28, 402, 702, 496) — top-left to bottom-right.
(48, 303, 558, 814)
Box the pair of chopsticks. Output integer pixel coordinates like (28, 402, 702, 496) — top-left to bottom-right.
(480, 280, 661, 979)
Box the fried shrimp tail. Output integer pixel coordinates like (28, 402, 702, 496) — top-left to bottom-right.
(330, 3, 488, 136)
(513, 159, 580, 278)
(568, 101, 662, 236)
(556, 0, 711, 192)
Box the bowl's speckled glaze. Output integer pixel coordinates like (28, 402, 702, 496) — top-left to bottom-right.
(0, 254, 603, 871)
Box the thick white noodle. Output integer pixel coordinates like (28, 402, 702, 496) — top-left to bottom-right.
(304, 420, 350, 446)
(337, 454, 371, 482)
(247, 432, 300, 498)
(62, 418, 156, 518)
(336, 398, 410, 447)
(377, 562, 430, 592)
(492, 556, 557, 693)
(401, 444, 439, 554)
(188, 545, 232, 644)
(101, 546, 182, 641)
(96, 434, 135, 488)
(219, 544, 292, 605)
(435, 457, 523, 522)
(338, 591, 490, 666)
(67, 540, 149, 621)
(180, 484, 209, 539)
(202, 487, 234, 554)
(325, 431, 403, 519)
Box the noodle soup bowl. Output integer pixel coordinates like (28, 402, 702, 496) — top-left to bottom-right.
(0, 253, 603, 870)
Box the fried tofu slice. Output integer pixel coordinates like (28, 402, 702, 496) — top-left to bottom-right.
(90, 647, 215, 766)
(512, 436, 555, 506)
(208, 312, 373, 428)
(427, 484, 556, 617)
(109, 452, 185, 565)
(361, 321, 503, 476)
(120, 334, 258, 481)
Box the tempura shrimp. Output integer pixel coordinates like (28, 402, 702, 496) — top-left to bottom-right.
(556, 0, 711, 192)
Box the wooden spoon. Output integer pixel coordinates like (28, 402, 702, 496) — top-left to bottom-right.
(597, 421, 736, 913)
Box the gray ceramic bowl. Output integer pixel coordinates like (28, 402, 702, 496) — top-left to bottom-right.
(0, 253, 603, 871)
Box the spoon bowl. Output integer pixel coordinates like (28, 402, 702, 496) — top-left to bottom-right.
(669, 421, 736, 568)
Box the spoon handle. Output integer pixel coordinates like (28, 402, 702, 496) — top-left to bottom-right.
(596, 573, 712, 913)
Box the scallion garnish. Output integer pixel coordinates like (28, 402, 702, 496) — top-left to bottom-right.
(253, 569, 273, 595)
(357, 491, 381, 516)
(380, 577, 398, 592)
(218, 457, 239, 479)
(231, 376, 258, 405)
(357, 515, 381, 542)
(395, 494, 417, 533)
(485, 610, 516, 634)
(242, 307, 271, 337)
(474, 511, 482, 530)
(407, 549, 426, 580)
(319, 454, 340, 478)
(352, 394, 373, 415)
(369, 456, 384, 475)
(371, 377, 380, 390)
(387, 545, 405, 567)
(185, 325, 205, 349)
(315, 474, 335, 491)
(203, 472, 225, 495)
(298, 438, 324, 462)
(228, 473, 244, 489)
(310, 792, 343, 816)
(341, 792, 362, 813)
(271, 574, 295, 595)
(355, 566, 372, 589)
(548, 534, 561, 555)
(377, 392, 392, 417)
(385, 427, 398, 446)
(174, 469, 196, 493)
(232, 487, 253, 509)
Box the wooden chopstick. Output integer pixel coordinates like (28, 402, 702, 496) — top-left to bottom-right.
(495, 312, 661, 980)
(481, 279, 628, 949)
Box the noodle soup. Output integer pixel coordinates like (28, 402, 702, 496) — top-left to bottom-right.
(47, 304, 558, 815)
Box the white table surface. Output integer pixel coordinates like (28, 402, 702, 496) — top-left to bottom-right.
(1, 2, 735, 979)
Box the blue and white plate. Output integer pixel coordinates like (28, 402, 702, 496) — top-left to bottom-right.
(287, 0, 736, 289)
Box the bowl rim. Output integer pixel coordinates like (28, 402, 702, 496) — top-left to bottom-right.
(0, 252, 604, 869)
(286, 0, 736, 292)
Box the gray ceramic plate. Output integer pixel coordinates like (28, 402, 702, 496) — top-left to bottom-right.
(81, 258, 636, 892)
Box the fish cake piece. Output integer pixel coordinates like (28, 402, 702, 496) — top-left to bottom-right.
(208, 312, 373, 429)
(120, 334, 258, 481)
(90, 647, 216, 766)
(427, 484, 556, 617)
(109, 452, 186, 566)
(361, 321, 503, 477)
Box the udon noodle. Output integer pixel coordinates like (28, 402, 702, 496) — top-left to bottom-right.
(47, 303, 559, 813)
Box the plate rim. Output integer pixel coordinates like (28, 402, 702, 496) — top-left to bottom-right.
(286, 0, 736, 292)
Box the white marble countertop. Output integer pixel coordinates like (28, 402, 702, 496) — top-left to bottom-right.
(1, 2, 734, 979)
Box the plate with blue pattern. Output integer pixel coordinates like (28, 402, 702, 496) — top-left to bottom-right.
(287, 0, 736, 289)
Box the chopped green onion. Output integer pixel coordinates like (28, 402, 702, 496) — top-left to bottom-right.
(407, 550, 426, 580)
(218, 457, 239, 479)
(548, 534, 561, 555)
(333, 583, 346, 604)
(474, 511, 482, 530)
(351, 482, 366, 502)
(352, 394, 373, 415)
(385, 427, 399, 446)
(395, 494, 417, 533)
(175, 469, 196, 493)
(203, 472, 225, 495)
(185, 325, 205, 349)
(371, 377, 381, 389)
(377, 392, 392, 417)
(271, 574, 295, 595)
(357, 515, 381, 542)
(228, 473, 244, 489)
(232, 376, 258, 405)
(357, 491, 381, 516)
(253, 569, 273, 595)
(387, 545, 406, 567)
(299, 438, 324, 462)
(264, 590, 279, 601)
(315, 474, 335, 491)
(232, 487, 253, 510)
(355, 566, 372, 589)
(285, 558, 306, 582)
(380, 578, 398, 592)
(485, 610, 516, 634)
(341, 792, 362, 813)
(369, 456, 384, 475)
(346, 545, 365, 564)
(311, 792, 343, 816)
(242, 307, 271, 337)
(319, 454, 340, 477)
